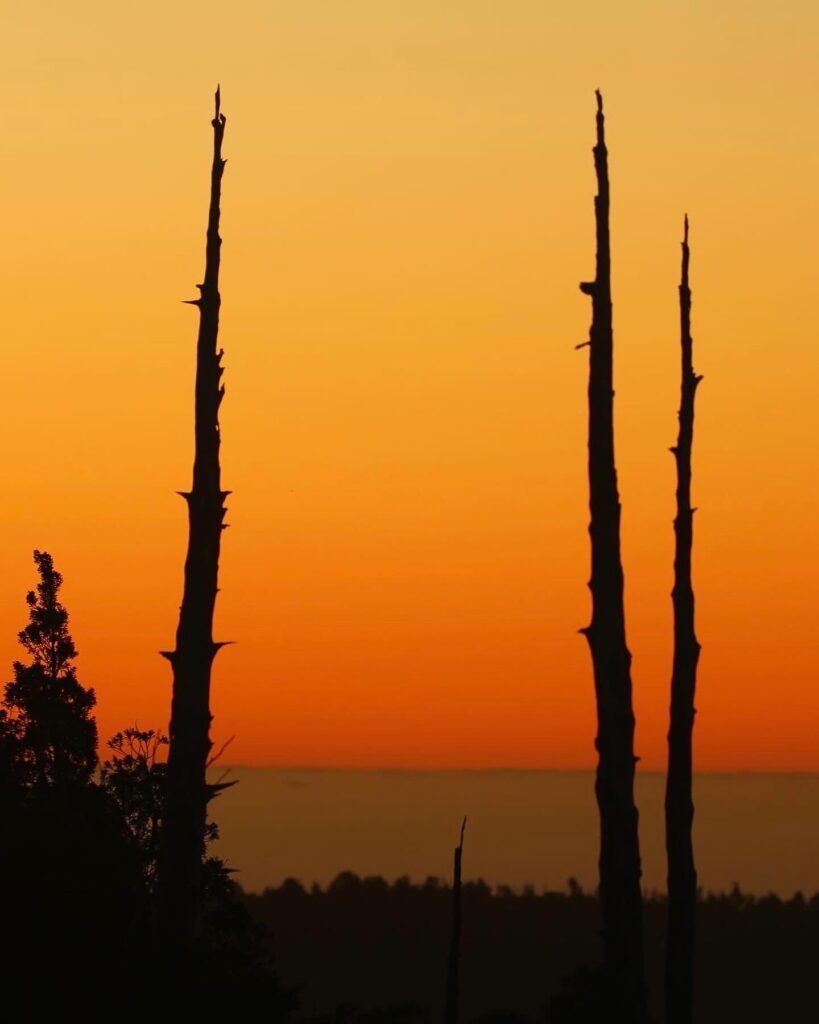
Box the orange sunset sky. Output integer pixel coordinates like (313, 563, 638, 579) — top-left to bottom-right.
(1, 1, 817, 770)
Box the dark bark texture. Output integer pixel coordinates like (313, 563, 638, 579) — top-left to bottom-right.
(664, 216, 702, 1024)
(445, 818, 466, 1024)
(157, 89, 229, 947)
(579, 91, 648, 1022)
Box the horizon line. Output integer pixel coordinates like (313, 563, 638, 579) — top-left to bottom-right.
(213, 764, 819, 776)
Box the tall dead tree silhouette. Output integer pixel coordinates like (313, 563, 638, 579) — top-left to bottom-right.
(157, 88, 230, 947)
(445, 817, 467, 1024)
(664, 216, 702, 1024)
(578, 91, 648, 1022)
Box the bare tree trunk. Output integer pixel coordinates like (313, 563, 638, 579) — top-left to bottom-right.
(664, 216, 702, 1024)
(579, 91, 648, 1022)
(445, 818, 467, 1024)
(157, 88, 229, 947)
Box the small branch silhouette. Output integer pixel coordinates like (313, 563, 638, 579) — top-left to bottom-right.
(206, 734, 236, 768)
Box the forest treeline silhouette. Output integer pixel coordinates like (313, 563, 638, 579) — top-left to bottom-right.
(249, 873, 818, 1024)
(0, 89, 797, 1022)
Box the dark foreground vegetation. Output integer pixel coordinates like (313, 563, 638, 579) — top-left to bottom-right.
(0, 551, 294, 1017)
(246, 874, 818, 1024)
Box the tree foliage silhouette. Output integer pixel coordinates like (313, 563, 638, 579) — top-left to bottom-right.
(664, 217, 702, 1024)
(0, 552, 140, 1009)
(0, 549, 97, 791)
(101, 726, 169, 891)
(0, 546, 285, 1012)
(250, 875, 818, 1024)
(158, 86, 231, 947)
(577, 92, 647, 1021)
(102, 725, 224, 896)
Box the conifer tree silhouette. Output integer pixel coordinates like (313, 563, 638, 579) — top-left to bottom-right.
(157, 88, 231, 947)
(664, 217, 702, 1024)
(0, 551, 139, 1005)
(0, 549, 97, 790)
(578, 92, 647, 1021)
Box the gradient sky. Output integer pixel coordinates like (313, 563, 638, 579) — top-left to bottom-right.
(1, 1, 817, 770)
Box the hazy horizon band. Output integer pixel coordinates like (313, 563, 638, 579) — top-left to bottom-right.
(211, 768, 819, 897)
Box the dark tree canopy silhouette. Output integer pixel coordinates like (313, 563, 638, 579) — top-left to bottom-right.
(102, 725, 225, 896)
(101, 726, 169, 892)
(578, 92, 647, 1021)
(158, 87, 231, 946)
(0, 552, 140, 1010)
(247, 875, 819, 1024)
(664, 216, 703, 1024)
(0, 549, 97, 791)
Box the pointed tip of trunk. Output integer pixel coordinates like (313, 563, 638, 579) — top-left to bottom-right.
(595, 90, 605, 145)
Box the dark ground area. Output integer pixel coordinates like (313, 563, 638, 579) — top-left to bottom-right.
(245, 874, 818, 1023)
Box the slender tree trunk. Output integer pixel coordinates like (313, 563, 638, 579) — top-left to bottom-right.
(157, 88, 229, 947)
(579, 91, 648, 1022)
(445, 817, 466, 1024)
(664, 216, 702, 1024)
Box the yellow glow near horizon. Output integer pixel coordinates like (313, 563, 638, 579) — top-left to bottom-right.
(1, 1, 818, 769)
